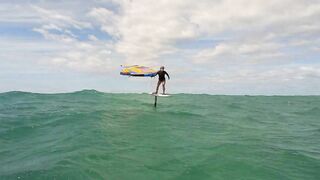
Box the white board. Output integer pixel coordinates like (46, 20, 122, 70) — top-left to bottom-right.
(149, 92, 171, 97)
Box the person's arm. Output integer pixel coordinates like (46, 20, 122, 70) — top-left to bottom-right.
(151, 71, 158, 77)
(165, 71, 170, 80)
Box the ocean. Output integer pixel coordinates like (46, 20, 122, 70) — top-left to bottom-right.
(0, 90, 319, 180)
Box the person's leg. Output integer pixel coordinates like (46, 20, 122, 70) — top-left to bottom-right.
(162, 80, 166, 94)
(155, 81, 161, 94)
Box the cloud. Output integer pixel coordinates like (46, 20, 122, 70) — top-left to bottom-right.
(31, 6, 92, 29)
(193, 40, 285, 64)
(88, 35, 98, 41)
(187, 0, 320, 64)
(30, 5, 94, 43)
(170, 64, 320, 94)
(86, 0, 200, 64)
(1, 0, 320, 94)
(24, 5, 116, 74)
(20, 0, 320, 66)
(48, 41, 115, 74)
(88, 7, 119, 37)
(84, 0, 320, 66)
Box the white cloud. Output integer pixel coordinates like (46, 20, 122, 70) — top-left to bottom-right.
(170, 64, 320, 94)
(47, 41, 115, 74)
(88, 7, 119, 37)
(30, 5, 93, 43)
(193, 40, 285, 64)
(1, 0, 320, 94)
(23, 5, 116, 74)
(83, 0, 320, 66)
(33, 27, 76, 43)
(31, 5, 92, 29)
(88, 35, 98, 41)
(0, 3, 40, 23)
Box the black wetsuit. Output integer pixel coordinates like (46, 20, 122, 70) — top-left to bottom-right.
(157, 71, 170, 81)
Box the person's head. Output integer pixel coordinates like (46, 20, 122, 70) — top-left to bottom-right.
(160, 66, 165, 71)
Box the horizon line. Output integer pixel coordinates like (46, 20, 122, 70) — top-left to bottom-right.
(1, 89, 320, 96)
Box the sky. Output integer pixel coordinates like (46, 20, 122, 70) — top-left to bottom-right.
(0, 0, 320, 95)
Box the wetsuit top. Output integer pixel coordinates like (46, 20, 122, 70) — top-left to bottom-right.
(157, 71, 170, 81)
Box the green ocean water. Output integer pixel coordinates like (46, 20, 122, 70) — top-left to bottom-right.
(0, 90, 319, 180)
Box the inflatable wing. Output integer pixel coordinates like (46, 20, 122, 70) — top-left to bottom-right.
(120, 65, 157, 77)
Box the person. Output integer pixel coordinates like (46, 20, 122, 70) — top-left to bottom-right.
(153, 66, 170, 94)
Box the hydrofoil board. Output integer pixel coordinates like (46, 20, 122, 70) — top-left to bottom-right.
(149, 92, 171, 97)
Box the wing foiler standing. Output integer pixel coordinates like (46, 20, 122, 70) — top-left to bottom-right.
(153, 66, 170, 95)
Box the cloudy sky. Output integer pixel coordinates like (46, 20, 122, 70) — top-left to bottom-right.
(1, 0, 320, 94)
